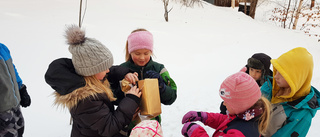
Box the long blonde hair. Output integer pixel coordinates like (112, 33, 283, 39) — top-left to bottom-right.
(250, 96, 271, 136)
(125, 28, 148, 61)
(84, 76, 116, 101)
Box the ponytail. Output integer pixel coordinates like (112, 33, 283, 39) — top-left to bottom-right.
(250, 96, 271, 135)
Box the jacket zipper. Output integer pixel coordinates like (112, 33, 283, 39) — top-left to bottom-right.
(140, 67, 144, 80)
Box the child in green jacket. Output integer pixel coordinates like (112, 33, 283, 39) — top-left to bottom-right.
(260, 47, 320, 137)
(114, 28, 177, 135)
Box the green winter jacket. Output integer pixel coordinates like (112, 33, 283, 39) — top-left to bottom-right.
(120, 58, 177, 105)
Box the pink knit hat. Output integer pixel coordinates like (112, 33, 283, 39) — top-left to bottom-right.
(130, 120, 163, 137)
(219, 71, 261, 114)
(127, 31, 153, 54)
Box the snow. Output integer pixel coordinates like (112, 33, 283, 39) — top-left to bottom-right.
(0, 0, 319, 136)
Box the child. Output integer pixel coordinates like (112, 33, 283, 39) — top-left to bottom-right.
(129, 120, 163, 137)
(114, 28, 177, 133)
(45, 25, 141, 137)
(245, 53, 272, 86)
(0, 43, 31, 137)
(182, 71, 271, 137)
(220, 53, 272, 114)
(260, 47, 320, 137)
(117, 28, 177, 105)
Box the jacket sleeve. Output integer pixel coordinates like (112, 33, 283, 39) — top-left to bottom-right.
(190, 123, 245, 137)
(204, 112, 229, 129)
(74, 94, 139, 137)
(108, 65, 133, 105)
(272, 110, 312, 137)
(13, 63, 23, 89)
(159, 68, 177, 105)
(1, 44, 23, 88)
(190, 125, 210, 137)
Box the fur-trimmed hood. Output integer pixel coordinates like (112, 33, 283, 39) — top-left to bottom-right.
(53, 85, 107, 110)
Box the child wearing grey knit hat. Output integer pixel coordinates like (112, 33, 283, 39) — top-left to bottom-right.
(65, 25, 114, 76)
(45, 25, 142, 137)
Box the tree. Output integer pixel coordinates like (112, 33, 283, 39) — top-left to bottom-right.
(292, 0, 303, 29)
(311, 0, 315, 9)
(163, 0, 203, 22)
(163, 0, 172, 22)
(249, 0, 258, 19)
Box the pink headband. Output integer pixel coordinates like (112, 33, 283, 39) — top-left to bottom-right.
(127, 31, 153, 54)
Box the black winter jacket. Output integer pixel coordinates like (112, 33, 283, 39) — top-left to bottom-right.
(45, 58, 140, 137)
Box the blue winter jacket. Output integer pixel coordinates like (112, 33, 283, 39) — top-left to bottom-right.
(260, 47, 320, 137)
(0, 43, 22, 112)
(262, 85, 320, 137)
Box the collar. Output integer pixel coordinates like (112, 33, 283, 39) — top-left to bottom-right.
(237, 108, 263, 121)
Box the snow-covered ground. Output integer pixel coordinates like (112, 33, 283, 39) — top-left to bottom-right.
(1, 0, 319, 136)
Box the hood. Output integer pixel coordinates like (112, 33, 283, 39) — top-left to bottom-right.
(45, 58, 86, 95)
(271, 47, 313, 104)
(45, 58, 104, 109)
(53, 85, 105, 110)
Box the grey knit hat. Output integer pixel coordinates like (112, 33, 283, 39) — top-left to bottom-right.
(65, 25, 113, 76)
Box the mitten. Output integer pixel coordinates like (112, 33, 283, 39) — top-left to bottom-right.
(19, 84, 31, 108)
(181, 122, 200, 137)
(145, 70, 166, 93)
(182, 111, 207, 124)
(240, 66, 247, 72)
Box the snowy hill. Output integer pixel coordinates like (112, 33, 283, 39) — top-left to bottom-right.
(0, 0, 319, 136)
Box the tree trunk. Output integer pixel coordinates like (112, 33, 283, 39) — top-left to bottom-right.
(311, 0, 315, 9)
(232, 0, 235, 8)
(249, 0, 258, 19)
(163, 0, 169, 22)
(283, 0, 292, 28)
(292, 0, 303, 30)
(244, 0, 247, 15)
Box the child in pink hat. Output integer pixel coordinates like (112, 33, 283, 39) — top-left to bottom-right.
(181, 71, 271, 137)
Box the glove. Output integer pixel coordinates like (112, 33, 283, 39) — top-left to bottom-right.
(181, 122, 200, 137)
(19, 84, 31, 108)
(145, 70, 166, 94)
(182, 111, 207, 124)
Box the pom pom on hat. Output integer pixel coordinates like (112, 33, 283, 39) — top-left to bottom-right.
(127, 31, 153, 54)
(219, 71, 261, 114)
(130, 120, 163, 137)
(65, 25, 86, 45)
(65, 25, 114, 76)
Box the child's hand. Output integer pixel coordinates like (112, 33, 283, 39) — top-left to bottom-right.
(181, 111, 208, 124)
(126, 85, 141, 98)
(125, 72, 139, 84)
(145, 70, 166, 93)
(181, 122, 201, 137)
